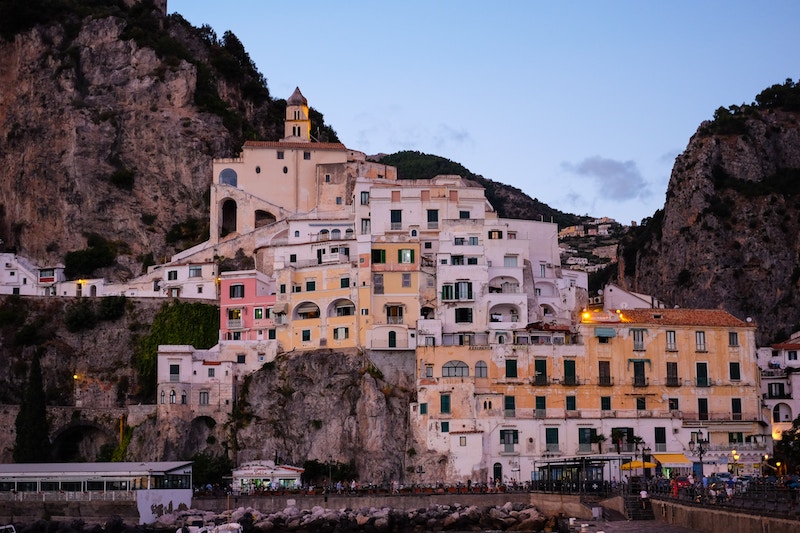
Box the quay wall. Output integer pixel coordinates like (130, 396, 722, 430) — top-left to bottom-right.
(652, 499, 798, 533)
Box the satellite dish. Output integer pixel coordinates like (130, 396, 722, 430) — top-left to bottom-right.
(597, 289, 604, 296)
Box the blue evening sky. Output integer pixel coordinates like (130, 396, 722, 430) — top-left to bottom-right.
(169, 0, 799, 225)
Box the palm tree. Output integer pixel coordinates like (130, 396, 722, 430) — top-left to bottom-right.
(610, 429, 626, 454)
(591, 433, 607, 454)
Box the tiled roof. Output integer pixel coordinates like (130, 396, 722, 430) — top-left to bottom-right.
(287, 87, 307, 106)
(772, 342, 800, 350)
(614, 308, 753, 328)
(243, 140, 347, 151)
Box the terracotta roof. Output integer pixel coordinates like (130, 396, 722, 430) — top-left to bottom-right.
(612, 308, 753, 328)
(243, 140, 347, 151)
(772, 342, 800, 350)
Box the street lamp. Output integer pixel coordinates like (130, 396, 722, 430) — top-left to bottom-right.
(731, 450, 740, 476)
(642, 445, 652, 479)
(327, 455, 333, 489)
(688, 430, 709, 476)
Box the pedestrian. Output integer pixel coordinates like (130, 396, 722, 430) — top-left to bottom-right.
(640, 488, 649, 509)
(671, 478, 678, 498)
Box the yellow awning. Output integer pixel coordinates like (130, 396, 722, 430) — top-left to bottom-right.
(653, 453, 692, 467)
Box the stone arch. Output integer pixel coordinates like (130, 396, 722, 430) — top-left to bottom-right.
(221, 199, 237, 237)
(50, 421, 116, 462)
(773, 403, 792, 423)
(255, 209, 277, 229)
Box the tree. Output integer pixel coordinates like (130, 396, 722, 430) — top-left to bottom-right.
(591, 433, 607, 454)
(13, 352, 51, 462)
(775, 414, 800, 473)
(610, 429, 626, 454)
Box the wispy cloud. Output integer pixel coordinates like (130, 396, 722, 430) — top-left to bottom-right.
(562, 156, 651, 201)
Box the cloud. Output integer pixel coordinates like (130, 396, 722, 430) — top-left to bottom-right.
(562, 156, 651, 201)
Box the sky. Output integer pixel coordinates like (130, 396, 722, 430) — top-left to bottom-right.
(169, 0, 799, 225)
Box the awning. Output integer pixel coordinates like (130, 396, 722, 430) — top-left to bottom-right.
(620, 460, 657, 470)
(594, 327, 616, 338)
(272, 303, 288, 314)
(653, 453, 692, 468)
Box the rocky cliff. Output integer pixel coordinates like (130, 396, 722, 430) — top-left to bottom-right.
(620, 84, 800, 345)
(0, 4, 282, 278)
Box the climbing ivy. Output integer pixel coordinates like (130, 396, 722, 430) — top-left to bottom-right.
(133, 300, 219, 398)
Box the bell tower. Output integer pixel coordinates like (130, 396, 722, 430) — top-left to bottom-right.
(284, 87, 311, 141)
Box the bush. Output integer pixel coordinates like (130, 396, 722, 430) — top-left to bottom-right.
(64, 299, 97, 332)
(64, 234, 116, 279)
(97, 295, 127, 321)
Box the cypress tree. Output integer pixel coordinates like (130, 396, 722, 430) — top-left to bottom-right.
(13, 352, 51, 462)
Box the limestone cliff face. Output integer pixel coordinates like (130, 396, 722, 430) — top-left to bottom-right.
(0, 9, 278, 278)
(233, 349, 416, 484)
(622, 106, 800, 344)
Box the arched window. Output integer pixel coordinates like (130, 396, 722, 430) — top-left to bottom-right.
(388, 331, 397, 348)
(475, 360, 488, 378)
(331, 229, 341, 240)
(160, 390, 165, 404)
(181, 390, 187, 404)
(219, 168, 237, 186)
(443, 360, 470, 377)
(319, 229, 330, 241)
(345, 228, 354, 239)
(169, 390, 176, 404)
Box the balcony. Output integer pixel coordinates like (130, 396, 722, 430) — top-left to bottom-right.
(531, 376, 550, 386)
(545, 444, 561, 454)
(227, 319, 243, 329)
(598, 376, 614, 386)
(633, 377, 649, 387)
(505, 409, 516, 418)
(665, 376, 682, 387)
(534, 409, 547, 418)
(762, 368, 787, 378)
(696, 377, 712, 387)
(562, 376, 581, 386)
(764, 392, 793, 400)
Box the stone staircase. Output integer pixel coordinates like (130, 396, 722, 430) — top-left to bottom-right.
(624, 478, 655, 521)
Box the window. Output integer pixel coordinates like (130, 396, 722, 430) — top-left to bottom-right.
(475, 360, 488, 378)
(566, 396, 576, 411)
(334, 327, 349, 340)
(504, 395, 516, 417)
(324, 174, 330, 182)
(632, 329, 646, 350)
(666, 330, 677, 351)
(302, 330, 311, 342)
(398, 249, 415, 264)
(451, 255, 464, 265)
(306, 280, 316, 292)
(456, 281, 473, 300)
(545, 428, 559, 452)
(500, 429, 519, 447)
(668, 398, 679, 411)
(468, 236, 479, 246)
(419, 403, 427, 415)
(731, 398, 742, 420)
(443, 360, 469, 377)
(563, 359, 577, 385)
(336, 196, 342, 205)
(632, 360, 647, 386)
(503, 255, 518, 267)
(454, 237, 466, 246)
(729, 331, 739, 346)
(508, 231, 517, 239)
(360, 218, 371, 234)
(229, 284, 244, 298)
(169, 364, 179, 382)
(303, 151, 311, 160)
(371, 249, 386, 264)
(601, 396, 612, 411)
(455, 307, 473, 323)
(390, 209, 402, 230)
(340, 277, 350, 288)
(167, 270, 178, 281)
(181, 390, 187, 404)
(208, 368, 215, 378)
(402, 273, 411, 288)
(460, 436, 467, 446)
(534, 359, 548, 385)
(189, 266, 202, 278)
(289, 254, 297, 263)
(505, 359, 518, 378)
(666, 361, 679, 386)
(440, 394, 451, 414)
(729, 362, 741, 381)
(386, 305, 403, 324)
(280, 284, 286, 294)
(199, 391, 209, 405)
(427, 209, 439, 229)
(459, 210, 470, 219)
(254, 308, 263, 320)
(373, 274, 384, 294)
(277, 151, 284, 159)
(268, 329, 276, 340)
(540, 264, 546, 277)
(360, 191, 370, 205)
(441, 421, 449, 433)
(488, 230, 503, 239)
(696, 362, 709, 387)
(728, 432, 744, 443)
(636, 397, 646, 410)
(598, 360, 611, 386)
(424, 241, 432, 249)
(467, 257, 478, 265)
(790, 351, 798, 361)
(294, 231, 300, 237)
(654, 427, 667, 452)
(695, 331, 707, 351)
(237, 354, 246, 364)
(535, 396, 546, 415)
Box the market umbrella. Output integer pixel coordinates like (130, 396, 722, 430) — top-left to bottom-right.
(620, 460, 657, 470)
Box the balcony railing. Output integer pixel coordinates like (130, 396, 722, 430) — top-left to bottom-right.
(633, 377, 649, 387)
(505, 409, 516, 418)
(764, 392, 793, 399)
(665, 376, 682, 387)
(598, 376, 613, 386)
(534, 409, 547, 418)
(696, 377, 712, 387)
(562, 376, 580, 386)
(545, 443, 561, 453)
(227, 319, 243, 329)
(531, 376, 549, 386)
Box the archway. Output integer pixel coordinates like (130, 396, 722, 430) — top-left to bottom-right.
(50, 423, 116, 462)
(221, 199, 237, 237)
(255, 209, 276, 229)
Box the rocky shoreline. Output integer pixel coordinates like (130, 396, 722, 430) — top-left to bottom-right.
(156, 501, 552, 532)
